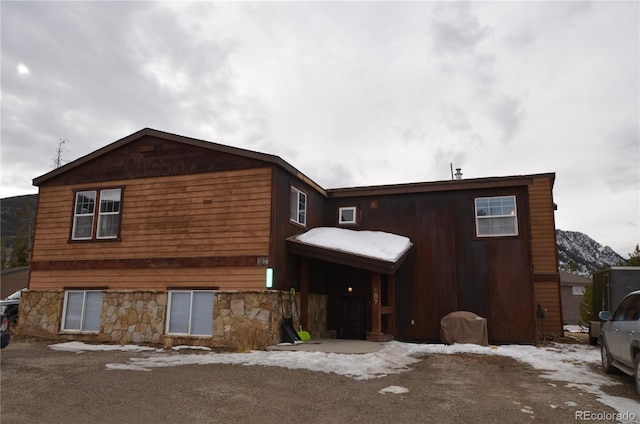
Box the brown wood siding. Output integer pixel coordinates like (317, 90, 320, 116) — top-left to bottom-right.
(533, 281, 563, 334)
(528, 176, 558, 274)
(271, 167, 327, 290)
(38, 134, 271, 187)
(29, 267, 265, 291)
(30, 168, 272, 291)
(320, 186, 537, 344)
(32, 168, 272, 262)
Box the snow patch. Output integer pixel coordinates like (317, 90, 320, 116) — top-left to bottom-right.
(49, 341, 640, 419)
(378, 386, 409, 395)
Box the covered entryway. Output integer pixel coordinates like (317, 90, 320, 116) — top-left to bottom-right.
(287, 227, 413, 342)
(338, 296, 366, 339)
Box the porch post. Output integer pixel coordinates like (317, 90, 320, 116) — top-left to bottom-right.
(299, 256, 309, 329)
(368, 272, 383, 341)
(388, 273, 396, 337)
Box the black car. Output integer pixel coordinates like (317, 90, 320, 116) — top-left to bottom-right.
(0, 289, 24, 334)
(0, 314, 9, 349)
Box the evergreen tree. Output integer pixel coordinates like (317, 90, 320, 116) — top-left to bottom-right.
(627, 244, 640, 266)
(5, 201, 34, 268)
(579, 283, 594, 325)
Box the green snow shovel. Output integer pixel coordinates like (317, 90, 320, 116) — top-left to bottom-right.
(290, 288, 311, 341)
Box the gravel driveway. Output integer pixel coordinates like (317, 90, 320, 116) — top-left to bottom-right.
(1, 338, 636, 423)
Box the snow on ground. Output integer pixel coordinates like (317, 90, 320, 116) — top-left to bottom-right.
(49, 340, 640, 420)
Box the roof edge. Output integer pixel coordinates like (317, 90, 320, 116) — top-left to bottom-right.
(32, 128, 327, 197)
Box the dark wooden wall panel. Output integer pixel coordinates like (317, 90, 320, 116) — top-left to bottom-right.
(39, 135, 269, 187)
(321, 185, 537, 343)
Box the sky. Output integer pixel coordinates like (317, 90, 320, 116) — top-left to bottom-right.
(1, 1, 638, 256)
(49, 340, 640, 420)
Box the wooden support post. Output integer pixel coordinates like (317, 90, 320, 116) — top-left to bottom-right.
(368, 272, 385, 341)
(387, 273, 396, 337)
(300, 256, 309, 329)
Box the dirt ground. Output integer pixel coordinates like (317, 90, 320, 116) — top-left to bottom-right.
(1, 337, 637, 424)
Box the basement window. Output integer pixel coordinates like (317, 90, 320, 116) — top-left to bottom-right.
(71, 188, 122, 240)
(166, 291, 214, 336)
(338, 206, 357, 225)
(475, 195, 518, 237)
(61, 290, 103, 332)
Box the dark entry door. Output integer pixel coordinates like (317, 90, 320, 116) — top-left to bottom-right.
(338, 296, 366, 340)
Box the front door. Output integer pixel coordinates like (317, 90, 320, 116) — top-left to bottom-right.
(338, 296, 366, 339)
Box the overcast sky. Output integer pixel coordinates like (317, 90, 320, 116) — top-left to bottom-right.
(1, 1, 638, 257)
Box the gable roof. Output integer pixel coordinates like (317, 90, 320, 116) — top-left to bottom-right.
(559, 270, 592, 286)
(33, 128, 326, 195)
(33, 128, 555, 199)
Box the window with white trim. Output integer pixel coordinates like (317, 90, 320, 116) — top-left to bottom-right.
(572, 286, 586, 295)
(290, 186, 307, 226)
(167, 291, 214, 336)
(72, 188, 122, 240)
(475, 195, 518, 237)
(338, 206, 357, 225)
(61, 290, 103, 332)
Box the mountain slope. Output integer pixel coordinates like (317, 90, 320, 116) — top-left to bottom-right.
(556, 229, 625, 277)
(1, 194, 38, 239)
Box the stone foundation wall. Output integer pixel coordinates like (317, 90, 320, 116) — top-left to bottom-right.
(18, 290, 328, 350)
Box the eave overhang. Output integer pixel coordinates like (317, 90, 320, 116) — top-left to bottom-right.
(286, 235, 413, 275)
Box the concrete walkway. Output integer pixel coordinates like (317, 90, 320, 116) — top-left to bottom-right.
(266, 338, 387, 354)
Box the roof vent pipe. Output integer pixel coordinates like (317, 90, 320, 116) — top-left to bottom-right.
(455, 168, 463, 180)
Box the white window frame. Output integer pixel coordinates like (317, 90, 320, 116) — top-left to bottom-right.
(166, 290, 215, 336)
(72, 190, 97, 240)
(97, 188, 122, 239)
(474, 195, 518, 237)
(290, 186, 307, 226)
(61, 290, 103, 333)
(338, 206, 357, 225)
(72, 188, 122, 240)
(572, 286, 586, 296)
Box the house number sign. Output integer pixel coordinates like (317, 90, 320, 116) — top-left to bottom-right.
(373, 287, 379, 305)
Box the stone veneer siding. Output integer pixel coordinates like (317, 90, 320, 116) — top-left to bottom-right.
(18, 290, 328, 350)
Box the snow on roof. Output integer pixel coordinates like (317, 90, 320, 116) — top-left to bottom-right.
(292, 227, 412, 263)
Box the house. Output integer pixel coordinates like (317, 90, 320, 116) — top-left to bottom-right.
(19, 128, 562, 348)
(0, 266, 29, 298)
(559, 270, 591, 325)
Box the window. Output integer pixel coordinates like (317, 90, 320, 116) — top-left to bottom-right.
(61, 290, 103, 332)
(612, 293, 640, 322)
(475, 195, 518, 237)
(167, 291, 214, 336)
(72, 188, 122, 240)
(338, 206, 357, 225)
(572, 286, 586, 296)
(290, 186, 307, 226)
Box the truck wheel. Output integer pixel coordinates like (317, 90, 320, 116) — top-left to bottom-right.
(635, 353, 640, 397)
(588, 322, 599, 345)
(601, 339, 616, 374)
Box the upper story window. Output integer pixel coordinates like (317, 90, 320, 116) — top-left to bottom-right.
(338, 206, 357, 225)
(290, 186, 307, 226)
(474, 195, 518, 237)
(72, 188, 122, 240)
